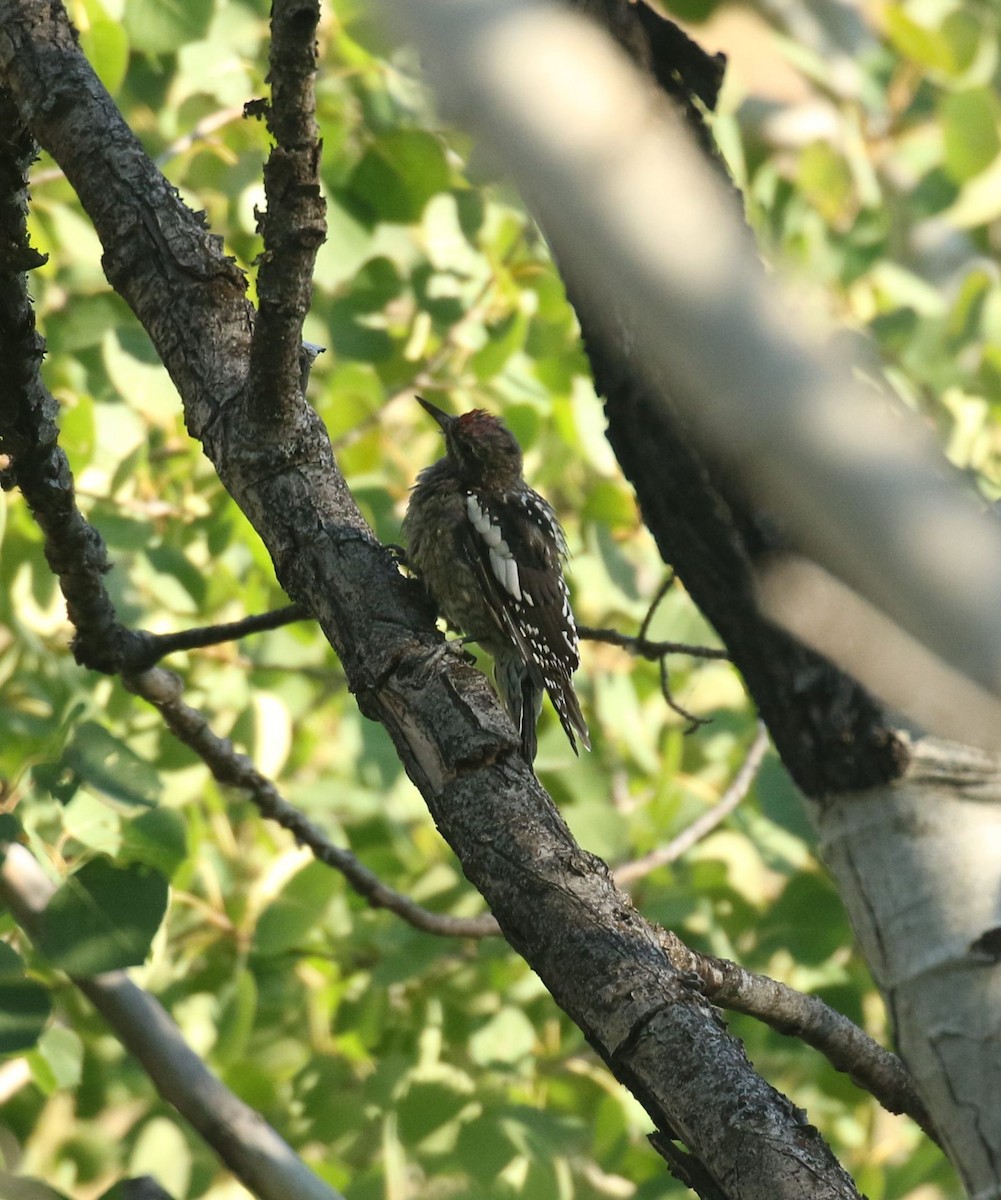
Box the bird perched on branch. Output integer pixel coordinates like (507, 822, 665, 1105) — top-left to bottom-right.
(403, 397, 590, 763)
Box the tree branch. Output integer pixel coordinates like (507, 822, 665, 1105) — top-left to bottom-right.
(580, 625, 728, 662)
(128, 602, 312, 668)
(110, 1180, 178, 1200)
(0, 323, 937, 1141)
(0, 0, 252, 444)
(0, 86, 148, 675)
(0, 843, 346, 1200)
(246, 0, 326, 425)
(685, 942, 938, 1142)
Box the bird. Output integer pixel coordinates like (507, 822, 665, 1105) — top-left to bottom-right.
(403, 396, 590, 763)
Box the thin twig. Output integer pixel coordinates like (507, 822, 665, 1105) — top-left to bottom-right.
(639, 571, 675, 641)
(615, 723, 769, 884)
(130, 602, 312, 668)
(125, 667, 500, 939)
(658, 656, 710, 731)
(580, 624, 729, 661)
(580, 575, 728, 731)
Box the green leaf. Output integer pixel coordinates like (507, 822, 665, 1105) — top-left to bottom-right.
(27, 1025, 84, 1093)
(940, 90, 1001, 182)
(45, 294, 129, 355)
(63, 792, 122, 857)
(980, 344, 1001, 404)
(581, 479, 637, 529)
(123, 0, 213, 55)
(883, 5, 954, 72)
(757, 872, 850, 964)
(0, 942, 51, 1054)
(348, 131, 450, 223)
(0, 812, 23, 845)
(946, 152, 1001, 228)
(470, 311, 529, 381)
(61, 721, 161, 812)
(212, 969, 258, 1066)
(796, 142, 855, 227)
(946, 268, 993, 343)
(398, 1080, 472, 1144)
(455, 1115, 518, 1182)
(663, 0, 723, 21)
(939, 9, 985, 79)
(252, 860, 341, 957)
(103, 327, 182, 428)
(119, 808, 188, 878)
(145, 543, 208, 607)
(469, 1008, 537, 1066)
(349, 256, 405, 313)
(128, 1117, 191, 1199)
(35, 859, 168, 974)
(884, 4, 988, 80)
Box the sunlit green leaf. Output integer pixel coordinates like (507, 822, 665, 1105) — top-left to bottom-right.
(0, 942, 51, 1054)
(123, 0, 213, 54)
(940, 90, 1001, 182)
(80, 20, 129, 95)
(469, 1008, 537, 1066)
(61, 721, 162, 812)
(349, 131, 451, 224)
(253, 860, 342, 957)
(35, 859, 168, 974)
(27, 1025, 84, 1094)
(119, 807, 188, 878)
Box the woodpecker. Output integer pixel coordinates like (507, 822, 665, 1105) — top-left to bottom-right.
(403, 397, 590, 763)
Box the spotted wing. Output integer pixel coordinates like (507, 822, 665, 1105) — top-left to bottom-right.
(461, 489, 589, 752)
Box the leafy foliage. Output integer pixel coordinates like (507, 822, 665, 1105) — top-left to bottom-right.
(3, 0, 997, 1196)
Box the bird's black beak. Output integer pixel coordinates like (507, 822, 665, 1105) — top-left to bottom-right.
(416, 395, 455, 432)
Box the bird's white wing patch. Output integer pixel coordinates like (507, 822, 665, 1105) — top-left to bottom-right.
(470, 492, 523, 600)
(505, 555, 522, 601)
(488, 546, 522, 601)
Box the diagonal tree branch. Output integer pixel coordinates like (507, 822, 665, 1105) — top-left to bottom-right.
(687, 945, 938, 1140)
(0, 0, 252, 443)
(3, 302, 936, 1150)
(0, 113, 483, 942)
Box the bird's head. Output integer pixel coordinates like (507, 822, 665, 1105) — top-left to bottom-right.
(417, 396, 523, 488)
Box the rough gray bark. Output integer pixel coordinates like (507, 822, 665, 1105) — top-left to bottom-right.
(808, 737, 1001, 1196)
